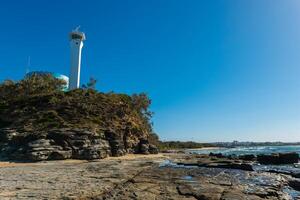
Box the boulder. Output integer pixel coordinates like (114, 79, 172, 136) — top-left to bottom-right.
(140, 144, 150, 154)
(138, 139, 151, 154)
(104, 130, 127, 157)
(257, 152, 299, 165)
(109, 139, 126, 157)
(148, 144, 159, 154)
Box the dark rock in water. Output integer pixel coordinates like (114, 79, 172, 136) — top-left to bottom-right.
(292, 172, 300, 179)
(227, 154, 238, 159)
(288, 179, 300, 191)
(238, 154, 256, 161)
(231, 163, 254, 171)
(209, 152, 225, 158)
(0, 128, 158, 161)
(257, 152, 299, 165)
(206, 162, 254, 171)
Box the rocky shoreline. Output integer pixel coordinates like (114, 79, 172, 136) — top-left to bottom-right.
(1, 152, 300, 199)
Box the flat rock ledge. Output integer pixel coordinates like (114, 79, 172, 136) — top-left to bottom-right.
(0, 153, 299, 200)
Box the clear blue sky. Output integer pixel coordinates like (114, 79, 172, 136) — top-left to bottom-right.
(1, 0, 300, 142)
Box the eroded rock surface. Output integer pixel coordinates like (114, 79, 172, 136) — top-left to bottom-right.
(99, 153, 294, 200)
(0, 155, 165, 200)
(0, 128, 158, 161)
(0, 153, 298, 200)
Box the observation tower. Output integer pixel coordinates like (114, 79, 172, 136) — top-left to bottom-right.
(69, 27, 86, 90)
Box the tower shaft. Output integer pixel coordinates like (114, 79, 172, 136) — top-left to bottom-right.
(69, 40, 83, 90)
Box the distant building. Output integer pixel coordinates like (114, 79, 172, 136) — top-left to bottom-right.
(25, 71, 69, 91)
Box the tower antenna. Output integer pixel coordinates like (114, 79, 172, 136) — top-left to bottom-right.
(75, 25, 81, 31)
(26, 56, 31, 74)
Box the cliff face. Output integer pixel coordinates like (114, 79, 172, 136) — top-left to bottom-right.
(0, 75, 158, 161)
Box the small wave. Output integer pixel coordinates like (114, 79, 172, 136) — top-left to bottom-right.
(188, 145, 300, 156)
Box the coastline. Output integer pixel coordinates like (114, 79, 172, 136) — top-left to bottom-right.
(186, 146, 225, 151)
(0, 153, 166, 168)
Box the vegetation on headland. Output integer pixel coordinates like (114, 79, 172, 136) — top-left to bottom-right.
(0, 74, 161, 161)
(148, 133, 215, 150)
(158, 141, 215, 150)
(0, 74, 153, 134)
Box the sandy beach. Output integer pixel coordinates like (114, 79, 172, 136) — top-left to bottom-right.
(0, 153, 166, 168)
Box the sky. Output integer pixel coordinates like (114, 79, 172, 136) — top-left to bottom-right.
(0, 0, 300, 142)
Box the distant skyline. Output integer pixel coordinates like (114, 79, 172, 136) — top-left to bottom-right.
(0, 0, 300, 142)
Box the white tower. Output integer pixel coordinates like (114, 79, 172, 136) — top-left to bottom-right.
(69, 26, 86, 90)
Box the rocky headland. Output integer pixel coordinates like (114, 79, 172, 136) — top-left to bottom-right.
(0, 74, 159, 161)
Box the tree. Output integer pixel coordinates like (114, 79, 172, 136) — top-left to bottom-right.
(131, 93, 153, 132)
(0, 80, 16, 100)
(82, 77, 97, 90)
(0, 74, 65, 100)
(19, 74, 66, 96)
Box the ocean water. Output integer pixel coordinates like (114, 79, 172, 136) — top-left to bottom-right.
(180, 146, 300, 198)
(186, 145, 300, 156)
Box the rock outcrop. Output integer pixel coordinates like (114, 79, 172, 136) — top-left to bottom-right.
(207, 152, 300, 165)
(238, 154, 256, 161)
(0, 128, 158, 161)
(176, 154, 255, 171)
(257, 152, 299, 165)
